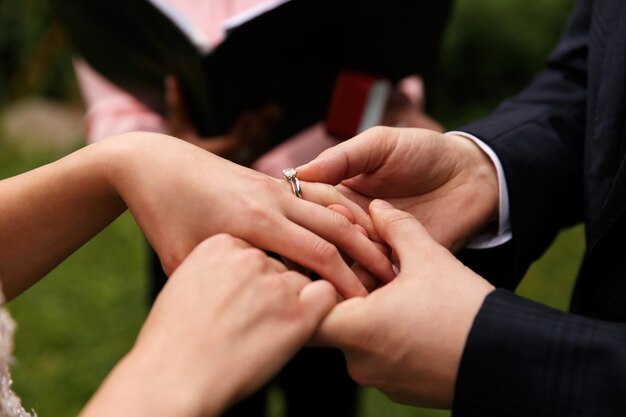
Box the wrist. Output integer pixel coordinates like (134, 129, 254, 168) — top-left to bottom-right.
(81, 347, 209, 417)
(446, 134, 500, 232)
(92, 132, 189, 209)
(87, 133, 137, 204)
(123, 347, 208, 417)
(128, 332, 242, 417)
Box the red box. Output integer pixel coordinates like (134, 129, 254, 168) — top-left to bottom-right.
(325, 70, 391, 140)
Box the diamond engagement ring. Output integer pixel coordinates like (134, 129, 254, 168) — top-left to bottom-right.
(282, 168, 303, 199)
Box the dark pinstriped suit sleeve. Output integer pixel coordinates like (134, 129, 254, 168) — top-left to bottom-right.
(453, 289, 626, 417)
(451, 1, 626, 415)
(457, 0, 591, 288)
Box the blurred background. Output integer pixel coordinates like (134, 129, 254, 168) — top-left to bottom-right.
(0, 0, 581, 416)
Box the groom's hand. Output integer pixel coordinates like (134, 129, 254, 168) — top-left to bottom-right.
(314, 201, 494, 408)
(297, 127, 500, 252)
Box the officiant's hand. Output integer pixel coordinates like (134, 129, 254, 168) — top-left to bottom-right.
(80, 234, 336, 417)
(105, 133, 394, 298)
(382, 75, 443, 132)
(165, 75, 281, 164)
(314, 201, 494, 408)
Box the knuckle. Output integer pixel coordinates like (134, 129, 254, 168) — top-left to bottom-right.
(329, 208, 354, 231)
(283, 270, 308, 282)
(364, 125, 392, 139)
(206, 233, 237, 248)
(282, 270, 311, 288)
(240, 247, 268, 268)
(242, 199, 275, 229)
(346, 362, 371, 386)
(385, 212, 416, 231)
(319, 182, 340, 201)
(309, 239, 340, 264)
(254, 175, 283, 196)
(256, 276, 289, 299)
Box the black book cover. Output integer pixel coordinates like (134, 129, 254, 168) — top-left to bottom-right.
(54, 0, 451, 145)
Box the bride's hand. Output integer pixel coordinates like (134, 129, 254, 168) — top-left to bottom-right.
(81, 234, 337, 417)
(101, 133, 394, 298)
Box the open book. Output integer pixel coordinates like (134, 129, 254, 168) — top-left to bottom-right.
(54, 0, 452, 145)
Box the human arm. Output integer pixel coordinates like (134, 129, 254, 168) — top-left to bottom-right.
(299, 0, 591, 284)
(315, 201, 494, 408)
(454, 0, 591, 282)
(80, 233, 337, 417)
(252, 75, 444, 177)
(74, 60, 278, 161)
(297, 126, 500, 253)
(164, 75, 281, 163)
(0, 132, 394, 299)
(0, 140, 127, 298)
(317, 201, 626, 415)
(453, 288, 626, 417)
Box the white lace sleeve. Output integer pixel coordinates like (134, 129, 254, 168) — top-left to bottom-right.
(0, 288, 35, 417)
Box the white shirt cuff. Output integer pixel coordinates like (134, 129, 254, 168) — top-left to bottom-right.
(445, 131, 512, 249)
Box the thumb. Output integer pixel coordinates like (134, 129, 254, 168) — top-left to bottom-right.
(368, 200, 437, 270)
(311, 296, 367, 348)
(297, 127, 396, 185)
(298, 280, 337, 330)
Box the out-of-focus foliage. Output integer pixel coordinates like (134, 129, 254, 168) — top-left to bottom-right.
(431, 0, 576, 126)
(0, 0, 78, 108)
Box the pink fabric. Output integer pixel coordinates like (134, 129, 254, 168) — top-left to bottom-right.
(75, 59, 167, 141)
(252, 123, 342, 177)
(173, 0, 271, 46)
(75, 0, 271, 143)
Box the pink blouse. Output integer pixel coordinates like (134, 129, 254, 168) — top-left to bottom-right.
(75, 0, 279, 143)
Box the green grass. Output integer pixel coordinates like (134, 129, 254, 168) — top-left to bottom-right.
(517, 225, 585, 311)
(0, 142, 146, 415)
(7, 212, 147, 416)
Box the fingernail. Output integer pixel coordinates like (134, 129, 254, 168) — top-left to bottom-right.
(371, 199, 393, 209)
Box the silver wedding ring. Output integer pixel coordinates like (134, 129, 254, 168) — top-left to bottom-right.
(282, 168, 303, 199)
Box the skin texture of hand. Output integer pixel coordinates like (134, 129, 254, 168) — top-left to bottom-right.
(165, 75, 281, 164)
(315, 201, 495, 408)
(80, 234, 337, 417)
(105, 133, 393, 297)
(297, 127, 500, 252)
(0, 132, 392, 299)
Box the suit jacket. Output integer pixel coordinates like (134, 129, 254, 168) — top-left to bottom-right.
(453, 0, 626, 415)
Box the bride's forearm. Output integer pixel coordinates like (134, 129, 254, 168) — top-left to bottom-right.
(78, 348, 215, 417)
(0, 139, 126, 299)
